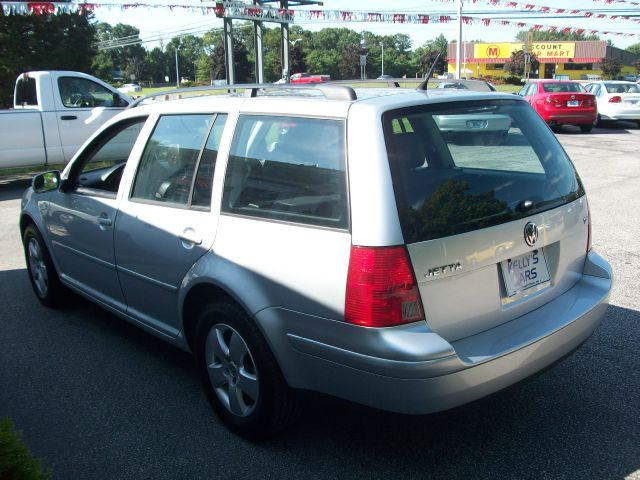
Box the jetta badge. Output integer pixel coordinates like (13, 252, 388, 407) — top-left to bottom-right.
(524, 222, 539, 247)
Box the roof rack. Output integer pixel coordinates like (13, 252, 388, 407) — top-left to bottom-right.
(127, 83, 357, 108)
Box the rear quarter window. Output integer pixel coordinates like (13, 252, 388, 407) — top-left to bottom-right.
(221, 115, 348, 229)
(383, 99, 584, 243)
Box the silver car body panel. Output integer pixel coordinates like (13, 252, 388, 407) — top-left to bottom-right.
(409, 197, 589, 342)
(259, 251, 610, 414)
(20, 87, 612, 416)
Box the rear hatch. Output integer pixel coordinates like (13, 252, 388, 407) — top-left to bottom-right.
(383, 99, 589, 342)
(546, 92, 595, 111)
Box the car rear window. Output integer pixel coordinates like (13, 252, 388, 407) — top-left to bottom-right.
(383, 99, 584, 243)
(541, 82, 585, 93)
(605, 83, 639, 93)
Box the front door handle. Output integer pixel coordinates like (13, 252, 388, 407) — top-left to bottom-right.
(61, 115, 77, 120)
(97, 214, 112, 227)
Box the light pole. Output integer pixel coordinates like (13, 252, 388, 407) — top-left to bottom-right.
(175, 44, 180, 87)
(379, 41, 384, 77)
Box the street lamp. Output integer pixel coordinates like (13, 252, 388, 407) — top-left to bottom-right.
(175, 44, 180, 87)
(379, 41, 384, 77)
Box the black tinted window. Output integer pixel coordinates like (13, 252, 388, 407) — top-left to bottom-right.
(222, 115, 348, 229)
(15, 77, 37, 106)
(384, 100, 584, 243)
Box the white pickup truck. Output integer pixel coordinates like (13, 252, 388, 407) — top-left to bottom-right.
(0, 71, 132, 170)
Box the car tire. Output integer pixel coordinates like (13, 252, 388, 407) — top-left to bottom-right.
(194, 301, 301, 439)
(580, 124, 593, 133)
(23, 224, 66, 307)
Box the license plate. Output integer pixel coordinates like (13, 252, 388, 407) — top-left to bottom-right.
(567, 100, 580, 107)
(466, 119, 487, 129)
(500, 249, 551, 297)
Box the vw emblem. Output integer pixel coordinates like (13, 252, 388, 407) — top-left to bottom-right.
(524, 222, 539, 247)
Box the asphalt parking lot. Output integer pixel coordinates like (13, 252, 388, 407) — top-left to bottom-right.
(1, 122, 639, 480)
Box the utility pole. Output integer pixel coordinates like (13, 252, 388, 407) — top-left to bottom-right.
(456, 0, 462, 79)
(175, 45, 180, 87)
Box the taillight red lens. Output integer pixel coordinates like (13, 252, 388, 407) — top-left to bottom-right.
(345, 245, 424, 327)
(609, 96, 622, 103)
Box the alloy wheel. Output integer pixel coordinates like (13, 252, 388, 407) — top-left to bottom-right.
(205, 324, 259, 417)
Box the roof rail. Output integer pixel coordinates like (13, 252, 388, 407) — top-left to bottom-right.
(128, 83, 357, 108)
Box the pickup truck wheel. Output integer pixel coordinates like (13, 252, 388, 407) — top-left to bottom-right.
(23, 224, 66, 307)
(194, 301, 301, 439)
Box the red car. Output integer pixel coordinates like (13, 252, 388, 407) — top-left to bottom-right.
(518, 80, 597, 132)
(289, 73, 331, 84)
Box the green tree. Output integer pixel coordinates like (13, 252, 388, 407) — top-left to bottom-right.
(290, 43, 307, 78)
(167, 35, 205, 83)
(307, 28, 360, 79)
(383, 33, 413, 77)
(515, 30, 600, 42)
(339, 42, 361, 80)
(0, 11, 96, 107)
(145, 46, 170, 84)
(413, 34, 449, 77)
(201, 30, 251, 83)
(627, 43, 640, 56)
(92, 23, 146, 82)
(505, 49, 539, 78)
(599, 57, 622, 79)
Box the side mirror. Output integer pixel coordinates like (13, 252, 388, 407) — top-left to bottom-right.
(112, 92, 129, 107)
(32, 171, 61, 193)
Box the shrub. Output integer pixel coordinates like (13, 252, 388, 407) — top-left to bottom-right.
(0, 418, 50, 480)
(503, 75, 523, 85)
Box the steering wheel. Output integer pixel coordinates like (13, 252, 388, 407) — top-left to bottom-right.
(69, 93, 92, 107)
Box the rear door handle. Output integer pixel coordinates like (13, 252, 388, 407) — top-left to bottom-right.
(179, 228, 202, 247)
(61, 115, 77, 120)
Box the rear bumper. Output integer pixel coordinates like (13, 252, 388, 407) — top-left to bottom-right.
(257, 251, 612, 414)
(545, 113, 597, 125)
(599, 110, 640, 121)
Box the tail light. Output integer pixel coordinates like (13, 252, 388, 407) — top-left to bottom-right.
(345, 245, 424, 327)
(608, 96, 622, 103)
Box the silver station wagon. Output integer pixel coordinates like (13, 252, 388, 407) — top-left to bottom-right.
(20, 84, 612, 438)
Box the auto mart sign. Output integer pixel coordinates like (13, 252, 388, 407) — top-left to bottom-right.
(474, 42, 576, 61)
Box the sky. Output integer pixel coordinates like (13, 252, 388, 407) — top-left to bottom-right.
(91, 0, 640, 51)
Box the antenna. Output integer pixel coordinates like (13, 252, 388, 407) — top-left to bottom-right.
(417, 52, 442, 91)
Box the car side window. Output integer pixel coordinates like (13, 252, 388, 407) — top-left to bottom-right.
(58, 77, 119, 108)
(131, 114, 220, 208)
(71, 117, 147, 194)
(221, 115, 348, 229)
